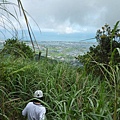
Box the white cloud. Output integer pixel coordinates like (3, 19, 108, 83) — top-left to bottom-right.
(1, 0, 120, 34)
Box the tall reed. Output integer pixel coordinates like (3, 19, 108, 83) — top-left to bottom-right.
(0, 56, 118, 119)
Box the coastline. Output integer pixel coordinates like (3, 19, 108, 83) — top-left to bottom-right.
(0, 40, 97, 66)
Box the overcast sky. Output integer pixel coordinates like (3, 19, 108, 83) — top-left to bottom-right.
(1, 0, 120, 35)
(19, 0, 120, 34)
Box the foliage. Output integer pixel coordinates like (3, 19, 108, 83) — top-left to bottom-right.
(0, 1, 120, 120)
(0, 0, 41, 52)
(76, 22, 120, 76)
(0, 56, 120, 119)
(1, 38, 34, 59)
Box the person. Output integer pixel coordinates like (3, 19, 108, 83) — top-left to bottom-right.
(22, 90, 46, 120)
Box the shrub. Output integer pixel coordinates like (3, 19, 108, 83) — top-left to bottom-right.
(1, 38, 34, 59)
(76, 22, 120, 77)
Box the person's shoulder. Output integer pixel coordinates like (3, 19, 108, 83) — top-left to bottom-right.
(40, 104, 45, 108)
(27, 102, 33, 106)
(27, 102, 33, 104)
(40, 105, 46, 111)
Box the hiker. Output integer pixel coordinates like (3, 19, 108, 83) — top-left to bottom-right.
(22, 90, 46, 120)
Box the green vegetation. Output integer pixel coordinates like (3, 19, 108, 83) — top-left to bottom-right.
(74, 22, 120, 119)
(0, 31, 120, 119)
(0, 54, 120, 120)
(76, 22, 120, 77)
(1, 38, 34, 59)
(0, 0, 120, 120)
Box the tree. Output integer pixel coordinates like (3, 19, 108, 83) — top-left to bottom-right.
(76, 22, 120, 76)
(1, 38, 34, 59)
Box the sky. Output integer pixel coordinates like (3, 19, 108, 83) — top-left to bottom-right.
(20, 0, 120, 33)
(0, 0, 120, 41)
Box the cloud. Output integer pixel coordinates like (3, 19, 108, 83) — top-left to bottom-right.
(2, 0, 120, 34)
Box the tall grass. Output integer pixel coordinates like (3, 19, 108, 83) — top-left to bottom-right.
(0, 0, 40, 52)
(0, 1, 120, 119)
(0, 55, 119, 119)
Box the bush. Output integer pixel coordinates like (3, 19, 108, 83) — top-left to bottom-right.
(1, 38, 34, 59)
(76, 22, 120, 77)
